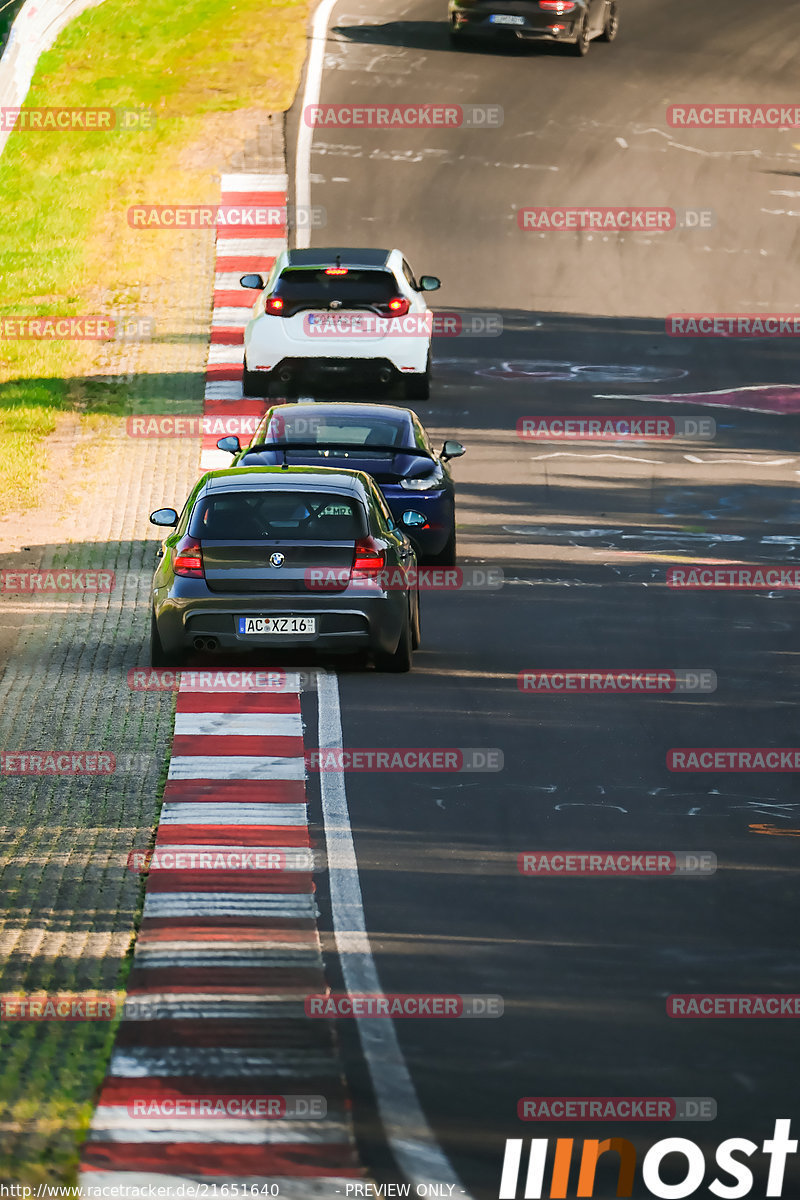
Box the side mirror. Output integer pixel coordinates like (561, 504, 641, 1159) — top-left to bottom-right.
(217, 435, 241, 454)
(441, 440, 465, 461)
(419, 275, 441, 292)
(240, 273, 265, 290)
(402, 510, 428, 527)
(150, 508, 179, 527)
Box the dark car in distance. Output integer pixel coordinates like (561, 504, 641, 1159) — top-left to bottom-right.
(217, 402, 465, 566)
(448, 0, 619, 54)
(149, 466, 421, 672)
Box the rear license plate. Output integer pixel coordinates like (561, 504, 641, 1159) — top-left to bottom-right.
(237, 616, 317, 635)
(306, 312, 383, 340)
(490, 13, 525, 23)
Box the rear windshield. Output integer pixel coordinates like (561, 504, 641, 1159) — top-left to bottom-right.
(273, 268, 397, 306)
(265, 412, 409, 449)
(189, 491, 367, 541)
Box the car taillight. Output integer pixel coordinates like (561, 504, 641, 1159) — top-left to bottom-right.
(351, 537, 386, 580)
(539, 1, 576, 9)
(378, 297, 410, 316)
(265, 296, 285, 314)
(173, 536, 204, 578)
(324, 267, 349, 275)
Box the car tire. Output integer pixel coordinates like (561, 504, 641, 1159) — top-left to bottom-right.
(404, 354, 431, 401)
(598, 0, 618, 41)
(374, 607, 413, 673)
(427, 529, 457, 568)
(150, 610, 183, 668)
(410, 589, 421, 650)
(571, 14, 590, 54)
(242, 358, 269, 397)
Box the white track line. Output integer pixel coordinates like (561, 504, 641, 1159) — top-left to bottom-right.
(123, 995, 312, 1019)
(316, 670, 472, 1193)
(173, 711, 302, 737)
(160, 802, 307, 826)
(142, 893, 318, 919)
(88, 1117, 347, 1144)
(216, 236, 285, 258)
(294, 0, 340, 250)
(109, 1048, 340, 1078)
(167, 756, 306, 780)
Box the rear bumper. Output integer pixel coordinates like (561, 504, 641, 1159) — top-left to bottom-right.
(153, 584, 408, 656)
(449, 4, 582, 38)
(245, 315, 430, 374)
(266, 357, 425, 384)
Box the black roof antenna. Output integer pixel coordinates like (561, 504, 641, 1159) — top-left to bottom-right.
(281, 447, 289, 470)
(335, 254, 341, 268)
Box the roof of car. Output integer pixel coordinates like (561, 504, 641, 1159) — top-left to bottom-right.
(283, 248, 392, 269)
(266, 402, 413, 425)
(202, 465, 372, 496)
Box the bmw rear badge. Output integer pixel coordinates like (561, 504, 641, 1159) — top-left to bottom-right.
(269, 552, 285, 568)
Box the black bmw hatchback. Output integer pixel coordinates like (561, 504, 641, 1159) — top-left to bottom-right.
(448, 0, 619, 54)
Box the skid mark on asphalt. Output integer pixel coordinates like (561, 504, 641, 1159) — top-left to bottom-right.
(597, 384, 800, 415)
(437, 358, 689, 384)
(80, 672, 366, 1193)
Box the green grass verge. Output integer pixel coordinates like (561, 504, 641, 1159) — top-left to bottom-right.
(0, 0, 307, 1180)
(0, 0, 308, 512)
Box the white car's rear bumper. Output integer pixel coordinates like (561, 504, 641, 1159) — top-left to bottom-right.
(244, 313, 431, 375)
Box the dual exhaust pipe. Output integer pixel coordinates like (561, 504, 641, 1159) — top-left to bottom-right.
(192, 637, 219, 652)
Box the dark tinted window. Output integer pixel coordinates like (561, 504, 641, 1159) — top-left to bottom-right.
(265, 411, 409, 450)
(190, 491, 367, 541)
(273, 269, 397, 306)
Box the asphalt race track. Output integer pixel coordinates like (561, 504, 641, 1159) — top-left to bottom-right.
(286, 0, 800, 1195)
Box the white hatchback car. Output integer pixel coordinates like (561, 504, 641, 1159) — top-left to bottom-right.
(240, 247, 440, 400)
